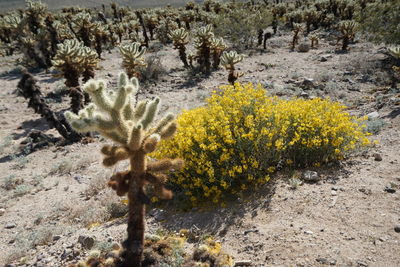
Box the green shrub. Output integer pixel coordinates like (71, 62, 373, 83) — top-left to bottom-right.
(153, 83, 371, 206)
(358, 0, 400, 44)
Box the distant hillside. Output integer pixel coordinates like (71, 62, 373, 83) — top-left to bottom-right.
(0, 0, 199, 12)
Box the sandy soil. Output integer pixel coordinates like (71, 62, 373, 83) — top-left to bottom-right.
(0, 32, 399, 267)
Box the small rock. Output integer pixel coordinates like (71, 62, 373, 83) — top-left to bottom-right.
(297, 42, 310, 52)
(302, 78, 316, 89)
(149, 208, 167, 221)
(331, 190, 338, 196)
(243, 229, 259, 235)
(357, 261, 368, 267)
(359, 188, 371, 195)
(367, 111, 379, 119)
(320, 54, 332, 62)
(234, 260, 252, 266)
(302, 171, 320, 182)
(316, 258, 329, 264)
(78, 235, 95, 250)
(394, 225, 400, 233)
(373, 153, 382, 161)
(5, 223, 16, 229)
(53, 235, 61, 241)
(300, 91, 309, 98)
(330, 259, 337, 265)
(0, 208, 5, 216)
(304, 230, 314, 235)
(384, 186, 396, 193)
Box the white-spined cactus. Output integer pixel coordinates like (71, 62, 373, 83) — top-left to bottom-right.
(168, 28, 189, 68)
(220, 50, 244, 84)
(338, 20, 358, 51)
(65, 73, 183, 266)
(119, 42, 147, 78)
(194, 25, 215, 73)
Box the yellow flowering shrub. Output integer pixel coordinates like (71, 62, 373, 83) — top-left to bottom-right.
(153, 83, 370, 206)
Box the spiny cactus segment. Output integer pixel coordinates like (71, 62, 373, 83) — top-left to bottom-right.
(119, 42, 147, 79)
(220, 50, 244, 85)
(169, 27, 190, 68)
(65, 73, 183, 266)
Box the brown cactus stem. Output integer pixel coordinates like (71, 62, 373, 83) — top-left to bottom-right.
(64, 67, 80, 88)
(17, 70, 82, 142)
(257, 29, 263, 46)
(228, 71, 236, 85)
(69, 87, 85, 114)
(136, 11, 149, 48)
(341, 36, 349, 51)
(118, 152, 147, 267)
(184, 21, 190, 30)
(178, 46, 189, 68)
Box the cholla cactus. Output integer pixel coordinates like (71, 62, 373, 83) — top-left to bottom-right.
(168, 28, 189, 68)
(210, 37, 227, 69)
(388, 46, 400, 75)
(309, 33, 319, 48)
(180, 10, 195, 30)
(92, 22, 108, 58)
(72, 12, 93, 47)
(52, 39, 84, 87)
(302, 8, 319, 33)
(194, 25, 214, 73)
(220, 50, 244, 84)
(119, 42, 147, 79)
(291, 23, 304, 50)
(337, 20, 358, 51)
(80, 46, 99, 83)
(144, 14, 158, 40)
(25, 0, 47, 34)
(155, 18, 179, 44)
(65, 73, 183, 266)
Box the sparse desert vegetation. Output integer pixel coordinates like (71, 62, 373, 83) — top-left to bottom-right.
(0, 0, 399, 266)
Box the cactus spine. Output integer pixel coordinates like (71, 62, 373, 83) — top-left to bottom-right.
(65, 73, 183, 266)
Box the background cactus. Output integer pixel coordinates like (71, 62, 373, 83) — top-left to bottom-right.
(291, 23, 304, 50)
(194, 25, 214, 74)
(119, 42, 147, 79)
(220, 50, 244, 84)
(168, 27, 190, 68)
(338, 20, 358, 51)
(65, 73, 183, 266)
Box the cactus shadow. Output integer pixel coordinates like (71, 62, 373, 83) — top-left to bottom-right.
(156, 180, 277, 237)
(13, 117, 51, 141)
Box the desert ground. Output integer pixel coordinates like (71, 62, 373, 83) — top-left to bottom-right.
(0, 22, 400, 267)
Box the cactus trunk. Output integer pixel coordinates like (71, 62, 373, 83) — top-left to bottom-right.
(178, 46, 189, 68)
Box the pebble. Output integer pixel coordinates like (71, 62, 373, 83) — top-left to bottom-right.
(78, 235, 95, 250)
(302, 171, 320, 182)
(331, 190, 338, 196)
(357, 261, 368, 266)
(5, 222, 16, 229)
(234, 260, 252, 266)
(373, 153, 382, 161)
(394, 225, 400, 233)
(0, 208, 5, 216)
(304, 230, 314, 235)
(384, 186, 396, 193)
(367, 111, 379, 119)
(53, 235, 62, 241)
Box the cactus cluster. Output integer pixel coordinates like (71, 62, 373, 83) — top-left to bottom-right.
(65, 73, 183, 266)
(119, 42, 147, 79)
(337, 20, 358, 51)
